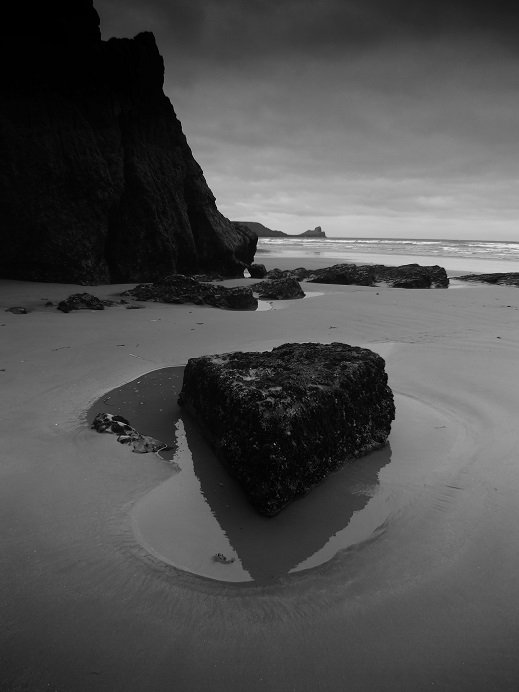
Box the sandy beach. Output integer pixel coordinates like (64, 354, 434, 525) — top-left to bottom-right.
(2, 259, 519, 691)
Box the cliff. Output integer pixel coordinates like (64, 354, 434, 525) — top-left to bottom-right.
(0, 1, 256, 283)
(236, 221, 326, 239)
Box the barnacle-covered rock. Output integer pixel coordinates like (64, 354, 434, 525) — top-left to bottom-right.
(57, 293, 110, 312)
(178, 342, 395, 516)
(124, 275, 257, 310)
(453, 272, 519, 287)
(252, 277, 305, 300)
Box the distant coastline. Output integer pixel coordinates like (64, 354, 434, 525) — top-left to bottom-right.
(235, 221, 326, 238)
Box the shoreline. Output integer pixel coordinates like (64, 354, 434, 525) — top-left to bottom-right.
(257, 248, 519, 275)
(2, 265, 519, 689)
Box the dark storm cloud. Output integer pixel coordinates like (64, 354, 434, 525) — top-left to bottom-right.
(98, 0, 519, 62)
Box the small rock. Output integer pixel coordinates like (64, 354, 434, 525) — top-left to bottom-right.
(91, 412, 168, 455)
(57, 293, 106, 312)
(248, 263, 268, 279)
(5, 306, 27, 314)
(212, 553, 236, 564)
(92, 413, 132, 435)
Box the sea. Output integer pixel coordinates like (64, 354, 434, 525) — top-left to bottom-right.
(257, 237, 519, 275)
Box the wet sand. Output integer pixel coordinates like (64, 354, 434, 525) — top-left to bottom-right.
(2, 267, 519, 690)
(89, 367, 456, 584)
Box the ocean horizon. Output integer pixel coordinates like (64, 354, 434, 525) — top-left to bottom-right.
(257, 236, 519, 274)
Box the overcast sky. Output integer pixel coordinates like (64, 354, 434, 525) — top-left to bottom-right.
(96, 0, 519, 239)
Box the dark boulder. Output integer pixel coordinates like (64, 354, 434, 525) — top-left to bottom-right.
(306, 264, 375, 286)
(57, 293, 108, 312)
(267, 267, 311, 281)
(124, 274, 258, 310)
(268, 263, 449, 288)
(178, 342, 395, 516)
(0, 2, 257, 284)
(203, 286, 258, 311)
(252, 277, 305, 300)
(453, 273, 519, 287)
(371, 264, 449, 288)
(248, 263, 268, 279)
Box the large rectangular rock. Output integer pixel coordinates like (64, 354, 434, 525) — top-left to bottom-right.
(178, 342, 395, 516)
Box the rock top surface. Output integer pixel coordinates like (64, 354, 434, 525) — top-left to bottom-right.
(178, 342, 395, 516)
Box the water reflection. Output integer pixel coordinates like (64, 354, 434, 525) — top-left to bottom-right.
(184, 412, 391, 582)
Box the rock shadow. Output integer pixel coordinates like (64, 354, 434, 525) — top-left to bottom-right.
(183, 413, 391, 583)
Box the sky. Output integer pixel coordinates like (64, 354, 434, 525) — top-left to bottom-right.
(95, 0, 519, 239)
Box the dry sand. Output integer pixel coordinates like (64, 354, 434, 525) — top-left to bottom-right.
(2, 261, 519, 691)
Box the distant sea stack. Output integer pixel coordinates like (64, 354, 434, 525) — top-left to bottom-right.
(0, 1, 256, 284)
(237, 222, 326, 239)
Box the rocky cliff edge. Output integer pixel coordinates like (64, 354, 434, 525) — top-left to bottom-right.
(0, 1, 256, 283)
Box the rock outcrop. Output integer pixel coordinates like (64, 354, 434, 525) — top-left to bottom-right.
(368, 264, 449, 288)
(304, 264, 374, 286)
(300, 226, 325, 238)
(266, 263, 449, 288)
(248, 263, 268, 279)
(252, 278, 305, 300)
(57, 293, 110, 312)
(178, 342, 395, 516)
(0, 1, 256, 284)
(235, 222, 288, 238)
(124, 274, 258, 310)
(453, 273, 519, 287)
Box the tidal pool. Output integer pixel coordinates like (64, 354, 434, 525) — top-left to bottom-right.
(88, 366, 458, 584)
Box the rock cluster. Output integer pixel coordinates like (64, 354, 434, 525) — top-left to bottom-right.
(0, 2, 256, 284)
(178, 342, 395, 516)
(265, 263, 449, 288)
(57, 293, 111, 312)
(124, 275, 258, 310)
(453, 273, 519, 287)
(92, 412, 168, 454)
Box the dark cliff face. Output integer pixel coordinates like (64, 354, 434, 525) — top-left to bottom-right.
(0, 1, 256, 283)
